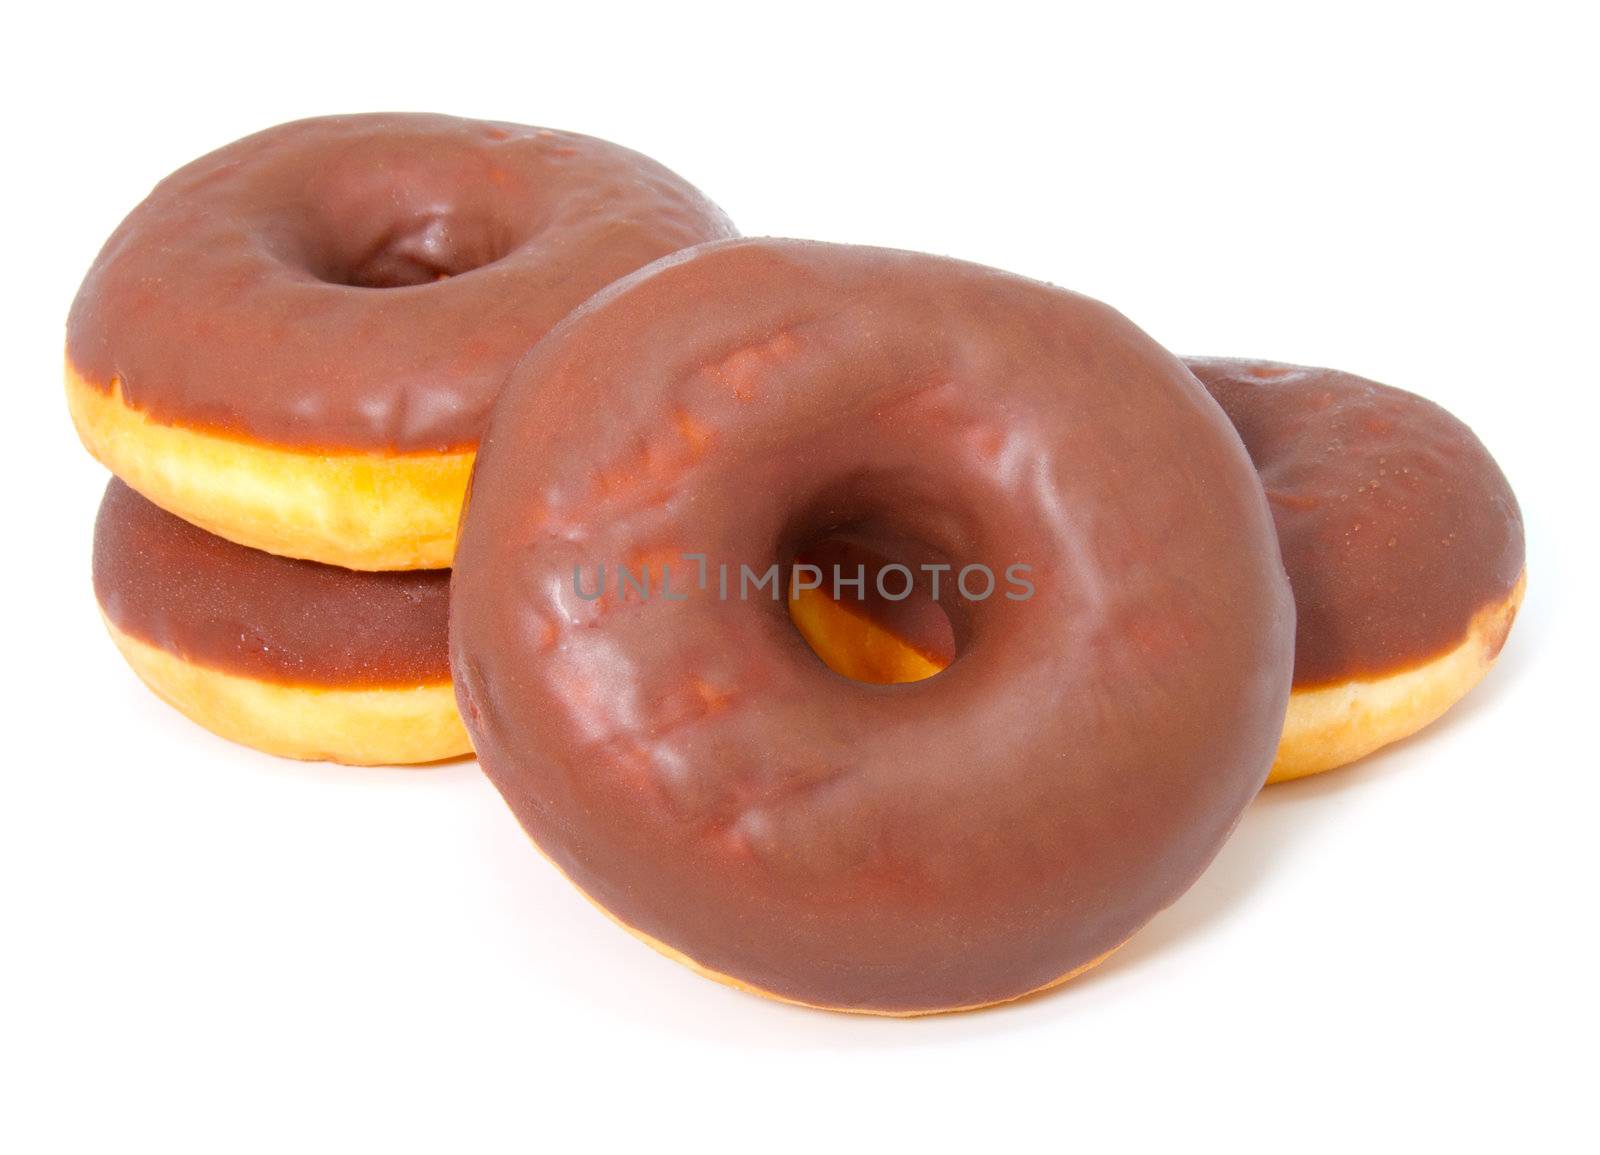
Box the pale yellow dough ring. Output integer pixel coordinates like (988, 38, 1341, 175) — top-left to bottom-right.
(1269, 572, 1524, 783)
(67, 365, 471, 571)
(104, 618, 470, 766)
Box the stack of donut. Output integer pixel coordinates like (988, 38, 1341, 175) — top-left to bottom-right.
(68, 113, 735, 763)
(67, 115, 1523, 1013)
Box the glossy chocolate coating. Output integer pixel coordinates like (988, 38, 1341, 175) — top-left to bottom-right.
(68, 114, 736, 452)
(94, 479, 450, 687)
(452, 239, 1296, 1012)
(1186, 358, 1524, 689)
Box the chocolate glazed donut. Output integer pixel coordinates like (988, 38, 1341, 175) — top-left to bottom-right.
(95, 479, 465, 765)
(1185, 358, 1525, 781)
(450, 238, 1296, 1014)
(67, 113, 735, 569)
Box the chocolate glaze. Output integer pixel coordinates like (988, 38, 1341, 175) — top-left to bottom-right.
(1185, 358, 1524, 689)
(68, 114, 736, 452)
(94, 479, 450, 687)
(451, 239, 1295, 1013)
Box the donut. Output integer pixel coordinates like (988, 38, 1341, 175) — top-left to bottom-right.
(94, 479, 466, 765)
(449, 238, 1296, 1014)
(1184, 358, 1525, 782)
(67, 113, 735, 570)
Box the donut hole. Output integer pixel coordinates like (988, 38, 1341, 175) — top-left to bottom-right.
(783, 530, 959, 686)
(315, 210, 514, 288)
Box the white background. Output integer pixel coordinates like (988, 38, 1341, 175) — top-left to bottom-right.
(5, 3, 1596, 1151)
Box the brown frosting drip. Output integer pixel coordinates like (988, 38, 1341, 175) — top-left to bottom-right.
(1185, 357, 1524, 689)
(451, 239, 1295, 1013)
(67, 113, 736, 452)
(94, 479, 450, 688)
